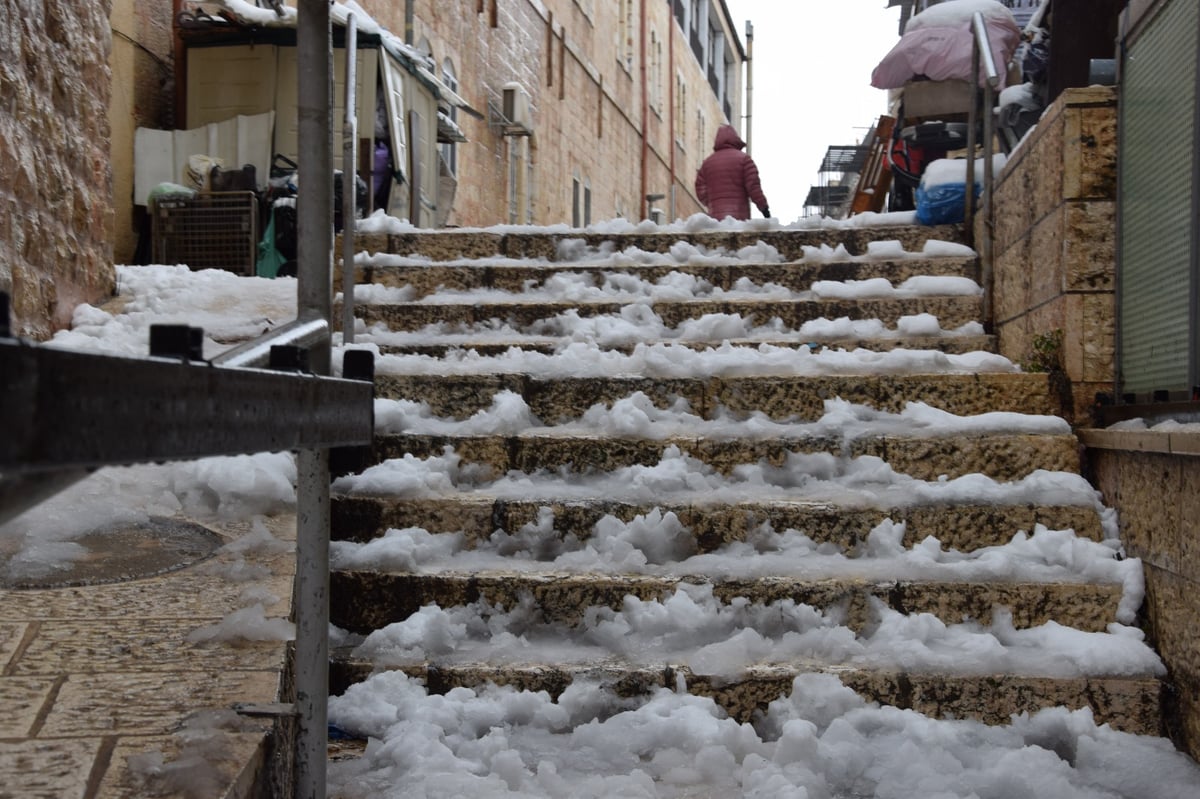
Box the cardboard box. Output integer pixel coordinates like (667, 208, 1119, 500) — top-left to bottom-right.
(902, 80, 973, 122)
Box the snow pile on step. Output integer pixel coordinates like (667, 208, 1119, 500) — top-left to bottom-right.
(355, 207, 929, 235)
(333, 446, 1102, 519)
(347, 271, 982, 305)
(335, 570, 1157, 678)
(359, 342, 1015, 378)
(353, 235, 975, 269)
(50, 265, 297, 358)
(372, 392, 1068, 439)
(353, 309, 985, 351)
(331, 511, 1140, 615)
(327, 671, 1199, 799)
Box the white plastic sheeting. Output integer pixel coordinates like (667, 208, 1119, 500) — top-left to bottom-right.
(133, 111, 275, 206)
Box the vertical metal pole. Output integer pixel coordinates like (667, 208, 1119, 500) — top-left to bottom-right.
(637, 0, 649, 218)
(297, 0, 334, 351)
(744, 21, 753, 156)
(971, 10, 1000, 332)
(982, 80, 995, 331)
(409, 110, 422, 228)
(295, 1, 332, 798)
(342, 14, 358, 346)
(965, 38, 978, 240)
(294, 448, 330, 799)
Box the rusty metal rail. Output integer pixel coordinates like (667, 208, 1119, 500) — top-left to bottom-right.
(0, 337, 371, 490)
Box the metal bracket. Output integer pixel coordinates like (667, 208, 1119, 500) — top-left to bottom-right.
(487, 99, 531, 138)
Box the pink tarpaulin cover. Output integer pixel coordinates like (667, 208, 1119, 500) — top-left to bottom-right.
(871, 1, 1021, 90)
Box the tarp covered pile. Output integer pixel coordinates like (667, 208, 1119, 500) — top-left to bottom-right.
(871, 0, 1021, 90)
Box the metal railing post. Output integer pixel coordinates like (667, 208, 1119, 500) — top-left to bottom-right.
(982, 77, 996, 330)
(295, 1, 333, 798)
(342, 14, 358, 346)
(294, 445, 330, 799)
(970, 11, 1001, 332)
(965, 40, 978, 238)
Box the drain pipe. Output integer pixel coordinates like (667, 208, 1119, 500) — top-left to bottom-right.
(666, 14, 675, 219)
(744, 21, 753, 156)
(639, 0, 649, 219)
(295, 1, 333, 798)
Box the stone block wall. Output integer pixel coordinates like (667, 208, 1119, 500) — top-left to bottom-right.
(985, 86, 1117, 424)
(999, 85, 1200, 761)
(0, 0, 116, 340)
(1081, 432, 1200, 760)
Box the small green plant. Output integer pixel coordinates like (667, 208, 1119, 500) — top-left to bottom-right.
(1022, 328, 1064, 373)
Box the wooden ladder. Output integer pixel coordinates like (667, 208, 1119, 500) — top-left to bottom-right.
(850, 115, 895, 215)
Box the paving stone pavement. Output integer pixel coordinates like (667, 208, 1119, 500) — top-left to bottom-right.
(0, 513, 297, 799)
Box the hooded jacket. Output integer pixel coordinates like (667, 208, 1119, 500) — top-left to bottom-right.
(694, 125, 769, 221)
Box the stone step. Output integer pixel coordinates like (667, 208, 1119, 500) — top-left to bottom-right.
(330, 571, 1124, 635)
(365, 333, 999, 357)
(327, 658, 1162, 734)
(352, 295, 984, 332)
(343, 223, 969, 262)
(326, 218, 1153, 761)
(330, 495, 1104, 552)
(341, 256, 980, 298)
(365, 431, 1079, 482)
(371, 373, 1061, 423)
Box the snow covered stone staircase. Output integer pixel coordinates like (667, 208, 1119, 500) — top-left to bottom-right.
(323, 220, 1167, 793)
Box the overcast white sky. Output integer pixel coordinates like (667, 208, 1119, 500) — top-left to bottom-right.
(721, 0, 904, 222)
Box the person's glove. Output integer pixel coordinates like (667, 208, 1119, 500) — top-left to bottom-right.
(761, 207, 771, 218)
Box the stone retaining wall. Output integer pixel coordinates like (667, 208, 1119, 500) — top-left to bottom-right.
(0, 0, 116, 340)
(987, 86, 1200, 761)
(984, 86, 1117, 424)
(1082, 431, 1200, 760)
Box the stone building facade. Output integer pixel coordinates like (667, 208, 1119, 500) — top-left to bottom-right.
(1, 0, 116, 340)
(6, 0, 744, 335)
(355, 0, 745, 227)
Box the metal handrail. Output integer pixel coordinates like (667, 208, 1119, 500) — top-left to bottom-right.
(342, 13, 359, 346)
(212, 317, 331, 369)
(965, 10, 1000, 332)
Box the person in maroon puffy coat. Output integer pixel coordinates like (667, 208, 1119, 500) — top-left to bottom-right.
(694, 124, 771, 221)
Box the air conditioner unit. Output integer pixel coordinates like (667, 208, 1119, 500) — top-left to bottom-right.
(501, 82, 532, 135)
